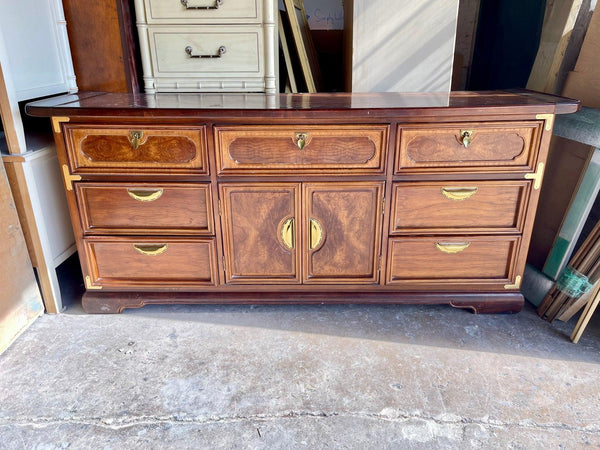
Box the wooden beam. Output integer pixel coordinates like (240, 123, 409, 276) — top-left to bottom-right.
(527, 0, 584, 94)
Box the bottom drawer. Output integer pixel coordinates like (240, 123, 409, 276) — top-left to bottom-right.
(84, 237, 218, 288)
(386, 236, 521, 289)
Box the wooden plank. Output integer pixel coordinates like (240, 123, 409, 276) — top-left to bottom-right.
(572, 6, 600, 74)
(527, 0, 584, 94)
(570, 283, 600, 342)
(0, 52, 26, 155)
(282, 0, 322, 92)
(278, 11, 298, 93)
(0, 149, 43, 354)
(2, 158, 64, 314)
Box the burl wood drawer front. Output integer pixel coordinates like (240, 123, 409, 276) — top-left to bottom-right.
(84, 238, 218, 288)
(390, 181, 529, 234)
(150, 26, 263, 76)
(64, 125, 207, 174)
(145, 0, 260, 24)
(215, 125, 388, 174)
(386, 236, 520, 288)
(76, 183, 213, 235)
(396, 122, 542, 173)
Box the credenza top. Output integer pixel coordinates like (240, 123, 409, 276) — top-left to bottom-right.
(26, 90, 580, 119)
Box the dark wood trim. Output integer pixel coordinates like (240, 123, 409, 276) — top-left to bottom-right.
(82, 291, 524, 314)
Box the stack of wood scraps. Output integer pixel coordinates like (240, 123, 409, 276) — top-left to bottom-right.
(538, 218, 600, 341)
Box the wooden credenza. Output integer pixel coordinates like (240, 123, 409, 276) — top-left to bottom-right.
(26, 91, 578, 313)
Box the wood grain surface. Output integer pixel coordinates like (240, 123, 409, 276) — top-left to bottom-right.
(76, 182, 213, 235)
(23, 90, 579, 313)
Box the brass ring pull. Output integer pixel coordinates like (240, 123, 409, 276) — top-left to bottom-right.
(185, 45, 226, 58)
(435, 242, 470, 254)
(129, 130, 143, 149)
(280, 217, 295, 250)
(127, 188, 163, 202)
(460, 130, 473, 148)
(309, 218, 323, 250)
(441, 187, 478, 201)
(295, 132, 308, 150)
(133, 244, 168, 256)
(181, 0, 223, 9)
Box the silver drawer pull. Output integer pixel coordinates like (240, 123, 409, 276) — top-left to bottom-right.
(185, 45, 226, 59)
(181, 0, 222, 10)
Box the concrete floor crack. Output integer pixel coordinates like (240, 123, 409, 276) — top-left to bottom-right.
(1, 411, 599, 435)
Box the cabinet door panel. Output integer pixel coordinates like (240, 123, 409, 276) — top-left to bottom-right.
(220, 184, 301, 283)
(304, 182, 383, 284)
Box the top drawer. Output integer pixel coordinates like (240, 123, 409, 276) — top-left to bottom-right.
(144, 0, 261, 24)
(215, 125, 388, 175)
(64, 125, 208, 175)
(395, 121, 543, 174)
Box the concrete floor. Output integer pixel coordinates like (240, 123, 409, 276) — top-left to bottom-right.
(1, 276, 600, 448)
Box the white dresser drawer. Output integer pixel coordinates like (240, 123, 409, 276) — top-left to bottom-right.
(144, 0, 261, 24)
(149, 26, 263, 77)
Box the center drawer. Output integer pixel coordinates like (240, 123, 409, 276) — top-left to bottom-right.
(75, 182, 214, 235)
(215, 125, 389, 174)
(83, 237, 218, 289)
(390, 180, 530, 234)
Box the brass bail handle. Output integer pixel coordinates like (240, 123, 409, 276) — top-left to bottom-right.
(435, 242, 470, 254)
(181, 0, 223, 9)
(127, 188, 164, 202)
(309, 218, 323, 250)
(133, 244, 169, 256)
(441, 187, 478, 201)
(280, 217, 295, 250)
(129, 130, 143, 149)
(295, 132, 309, 150)
(459, 130, 473, 148)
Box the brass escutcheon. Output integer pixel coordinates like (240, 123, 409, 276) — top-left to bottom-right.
(459, 130, 473, 148)
(295, 132, 309, 150)
(129, 130, 143, 149)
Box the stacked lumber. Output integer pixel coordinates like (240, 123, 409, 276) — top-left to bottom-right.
(562, 8, 600, 107)
(538, 219, 600, 321)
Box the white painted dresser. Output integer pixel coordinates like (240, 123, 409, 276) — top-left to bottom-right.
(134, 0, 278, 93)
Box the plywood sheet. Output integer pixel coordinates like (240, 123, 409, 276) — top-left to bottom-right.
(0, 156, 43, 354)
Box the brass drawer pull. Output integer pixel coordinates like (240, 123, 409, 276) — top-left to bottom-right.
(435, 242, 470, 254)
(133, 244, 169, 256)
(129, 130, 143, 149)
(127, 188, 164, 202)
(459, 130, 473, 148)
(181, 0, 223, 9)
(295, 132, 308, 150)
(280, 217, 295, 250)
(310, 218, 323, 250)
(185, 45, 226, 59)
(441, 187, 478, 201)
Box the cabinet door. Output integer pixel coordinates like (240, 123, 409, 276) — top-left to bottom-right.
(220, 184, 301, 284)
(303, 182, 384, 284)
